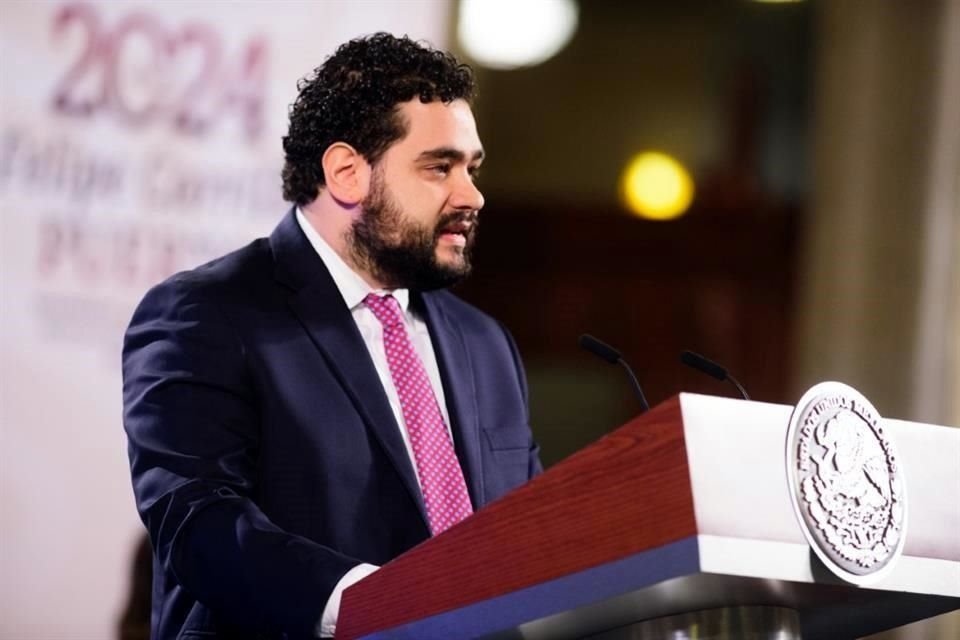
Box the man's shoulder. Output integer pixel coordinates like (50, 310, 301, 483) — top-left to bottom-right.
(176, 238, 272, 287)
(136, 237, 275, 313)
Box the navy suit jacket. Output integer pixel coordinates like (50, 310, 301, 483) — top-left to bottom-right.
(122, 209, 541, 639)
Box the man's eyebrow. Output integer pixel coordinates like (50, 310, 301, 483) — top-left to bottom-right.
(416, 147, 485, 163)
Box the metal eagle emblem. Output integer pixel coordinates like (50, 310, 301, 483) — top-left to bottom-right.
(786, 382, 907, 584)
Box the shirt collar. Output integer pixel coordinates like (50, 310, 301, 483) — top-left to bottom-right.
(295, 207, 410, 312)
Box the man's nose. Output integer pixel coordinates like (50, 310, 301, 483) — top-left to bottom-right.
(450, 172, 484, 212)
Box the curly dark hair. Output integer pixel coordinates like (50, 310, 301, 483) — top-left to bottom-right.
(281, 33, 476, 206)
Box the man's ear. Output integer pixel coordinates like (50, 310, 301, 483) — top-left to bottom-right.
(321, 142, 371, 205)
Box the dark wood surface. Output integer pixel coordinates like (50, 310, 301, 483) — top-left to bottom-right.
(336, 396, 697, 640)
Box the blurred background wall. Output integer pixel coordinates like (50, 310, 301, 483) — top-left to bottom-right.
(1, 0, 957, 637)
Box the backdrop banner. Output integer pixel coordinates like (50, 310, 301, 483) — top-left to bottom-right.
(0, 1, 449, 636)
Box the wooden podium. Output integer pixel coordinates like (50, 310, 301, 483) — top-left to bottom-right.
(336, 394, 960, 639)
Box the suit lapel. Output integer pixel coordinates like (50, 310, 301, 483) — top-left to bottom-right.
(419, 292, 484, 508)
(270, 210, 429, 528)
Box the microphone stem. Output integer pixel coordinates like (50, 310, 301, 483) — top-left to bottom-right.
(728, 374, 750, 401)
(618, 359, 650, 412)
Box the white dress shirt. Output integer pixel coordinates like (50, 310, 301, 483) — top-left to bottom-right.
(295, 209, 455, 637)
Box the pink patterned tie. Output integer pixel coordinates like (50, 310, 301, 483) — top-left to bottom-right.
(364, 293, 474, 535)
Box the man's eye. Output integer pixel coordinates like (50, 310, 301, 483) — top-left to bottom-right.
(429, 164, 451, 175)
(468, 167, 481, 181)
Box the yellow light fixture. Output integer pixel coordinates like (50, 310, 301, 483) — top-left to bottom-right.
(619, 151, 694, 221)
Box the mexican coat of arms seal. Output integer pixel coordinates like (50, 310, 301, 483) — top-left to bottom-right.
(786, 382, 907, 584)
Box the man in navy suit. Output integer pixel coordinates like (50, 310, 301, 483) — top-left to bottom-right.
(123, 33, 541, 639)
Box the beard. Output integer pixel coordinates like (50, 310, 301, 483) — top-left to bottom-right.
(347, 172, 479, 291)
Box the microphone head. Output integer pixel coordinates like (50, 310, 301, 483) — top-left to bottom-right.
(680, 350, 727, 381)
(579, 334, 622, 364)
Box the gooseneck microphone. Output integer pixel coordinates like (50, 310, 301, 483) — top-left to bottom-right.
(680, 350, 750, 401)
(579, 334, 650, 412)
